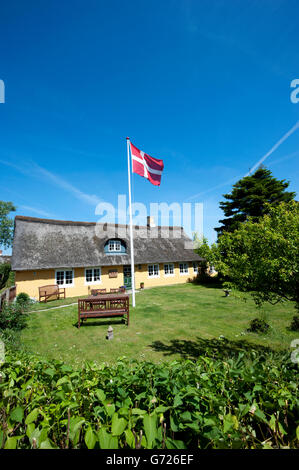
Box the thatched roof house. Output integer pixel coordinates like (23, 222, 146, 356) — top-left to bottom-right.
(12, 216, 203, 299)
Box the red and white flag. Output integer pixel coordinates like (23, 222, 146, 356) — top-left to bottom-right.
(130, 142, 164, 186)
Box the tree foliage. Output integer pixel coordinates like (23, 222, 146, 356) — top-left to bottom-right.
(217, 201, 299, 309)
(215, 168, 295, 236)
(193, 234, 219, 270)
(0, 201, 16, 249)
(0, 263, 11, 290)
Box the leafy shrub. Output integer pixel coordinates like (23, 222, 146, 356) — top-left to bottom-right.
(16, 292, 31, 307)
(0, 301, 28, 331)
(0, 328, 21, 350)
(290, 315, 299, 331)
(0, 263, 11, 290)
(0, 350, 298, 449)
(248, 318, 269, 333)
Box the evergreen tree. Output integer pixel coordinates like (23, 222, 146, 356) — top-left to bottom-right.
(0, 201, 16, 249)
(215, 168, 295, 236)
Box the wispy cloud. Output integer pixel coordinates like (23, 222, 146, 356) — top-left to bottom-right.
(245, 120, 299, 176)
(186, 121, 299, 202)
(185, 173, 244, 201)
(0, 159, 101, 206)
(32, 164, 101, 206)
(18, 205, 55, 218)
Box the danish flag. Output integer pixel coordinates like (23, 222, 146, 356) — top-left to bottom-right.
(130, 142, 164, 186)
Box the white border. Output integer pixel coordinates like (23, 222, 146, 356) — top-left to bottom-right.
(147, 263, 160, 278)
(84, 267, 102, 285)
(164, 263, 175, 277)
(55, 268, 75, 287)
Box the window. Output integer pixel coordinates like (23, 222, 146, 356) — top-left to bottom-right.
(193, 262, 199, 274)
(164, 263, 174, 276)
(179, 263, 189, 275)
(85, 267, 101, 284)
(56, 269, 74, 286)
(148, 264, 159, 277)
(108, 240, 121, 252)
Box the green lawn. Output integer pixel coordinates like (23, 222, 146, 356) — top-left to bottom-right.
(21, 284, 298, 366)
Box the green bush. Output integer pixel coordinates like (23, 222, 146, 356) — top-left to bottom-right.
(0, 263, 11, 290)
(0, 301, 28, 331)
(290, 315, 299, 331)
(248, 318, 270, 333)
(0, 328, 21, 350)
(0, 350, 298, 449)
(16, 292, 31, 307)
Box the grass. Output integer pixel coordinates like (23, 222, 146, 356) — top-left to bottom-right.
(21, 284, 298, 367)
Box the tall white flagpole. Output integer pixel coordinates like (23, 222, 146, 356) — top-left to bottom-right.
(126, 137, 136, 307)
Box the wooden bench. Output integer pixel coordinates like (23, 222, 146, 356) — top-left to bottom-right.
(39, 284, 66, 303)
(90, 288, 107, 295)
(78, 293, 129, 328)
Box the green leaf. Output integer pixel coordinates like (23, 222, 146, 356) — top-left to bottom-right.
(96, 389, 106, 402)
(56, 376, 69, 386)
(155, 405, 170, 413)
(69, 417, 85, 446)
(111, 413, 127, 436)
(165, 438, 187, 449)
(173, 395, 183, 407)
(4, 436, 18, 449)
(85, 426, 97, 449)
(143, 414, 157, 449)
(180, 411, 192, 422)
(124, 429, 135, 448)
(223, 414, 239, 433)
(97, 428, 118, 449)
(10, 406, 24, 423)
(170, 415, 179, 432)
(40, 438, 56, 449)
(104, 403, 115, 417)
(254, 409, 267, 423)
(25, 408, 39, 425)
(44, 368, 55, 377)
(132, 408, 147, 415)
(26, 423, 36, 438)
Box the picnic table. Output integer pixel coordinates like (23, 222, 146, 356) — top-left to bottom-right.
(78, 293, 129, 328)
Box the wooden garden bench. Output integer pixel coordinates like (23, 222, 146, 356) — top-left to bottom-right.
(39, 284, 66, 303)
(90, 288, 107, 295)
(78, 293, 129, 328)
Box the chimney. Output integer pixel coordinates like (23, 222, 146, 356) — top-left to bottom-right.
(147, 216, 155, 228)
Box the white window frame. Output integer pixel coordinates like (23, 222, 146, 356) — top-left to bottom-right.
(55, 269, 74, 287)
(164, 263, 174, 276)
(179, 263, 189, 275)
(148, 264, 159, 278)
(193, 262, 199, 274)
(108, 240, 121, 252)
(84, 267, 102, 285)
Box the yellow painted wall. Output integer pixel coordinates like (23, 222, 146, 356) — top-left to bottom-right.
(15, 262, 197, 299)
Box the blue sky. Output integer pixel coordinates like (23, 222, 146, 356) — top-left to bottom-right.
(1, 0, 299, 254)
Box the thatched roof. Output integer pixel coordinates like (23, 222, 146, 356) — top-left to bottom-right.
(11, 216, 203, 271)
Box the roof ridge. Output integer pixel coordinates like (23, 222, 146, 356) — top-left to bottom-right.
(14, 215, 184, 230)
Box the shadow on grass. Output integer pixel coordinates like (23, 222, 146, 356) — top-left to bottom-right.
(149, 336, 276, 361)
(75, 318, 127, 328)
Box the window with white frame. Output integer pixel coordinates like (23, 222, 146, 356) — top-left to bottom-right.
(55, 269, 74, 286)
(193, 262, 199, 274)
(108, 240, 121, 252)
(85, 267, 101, 284)
(179, 263, 189, 274)
(148, 264, 159, 277)
(164, 263, 174, 276)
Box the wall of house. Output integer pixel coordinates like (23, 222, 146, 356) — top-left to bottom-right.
(15, 262, 198, 299)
